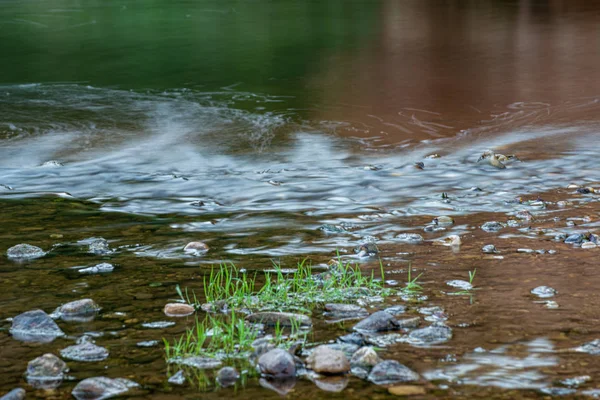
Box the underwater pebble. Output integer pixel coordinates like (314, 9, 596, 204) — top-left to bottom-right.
(72, 377, 138, 400)
(87, 238, 111, 255)
(368, 360, 419, 385)
(383, 305, 406, 316)
(183, 241, 209, 255)
(481, 221, 505, 232)
(60, 342, 109, 362)
(408, 325, 452, 345)
(10, 309, 65, 343)
(531, 286, 557, 298)
(0, 389, 25, 400)
(544, 301, 559, 309)
(59, 299, 100, 322)
(7, 244, 46, 260)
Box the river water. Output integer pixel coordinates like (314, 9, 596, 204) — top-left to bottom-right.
(1, 1, 600, 398)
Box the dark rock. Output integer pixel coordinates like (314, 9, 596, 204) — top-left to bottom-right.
(60, 342, 109, 362)
(306, 346, 350, 375)
(246, 312, 311, 327)
(10, 309, 65, 343)
(7, 244, 46, 260)
(26, 353, 68, 389)
(258, 348, 296, 378)
(163, 303, 195, 317)
(481, 221, 504, 232)
(408, 325, 452, 345)
(338, 332, 366, 347)
(0, 388, 25, 400)
(368, 360, 419, 385)
(353, 311, 399, 332)
(72, 377, 138, 400)
(350, 347, 381, 370)
(216, 367, 240, 387)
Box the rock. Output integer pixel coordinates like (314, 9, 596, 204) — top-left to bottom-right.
(172, 356, 222, 369)
(383, 305, 406, 315)
(539, 387, 576, 396)
(59, 299, 100, 322)
(246, 312, 311, 327)
(258, 348, 296, 378)
(354, 243, 378, 257)
(482, 244, 499, 254)
(313, 376, 349, 392)
(353, 311, 399, 332)
(324, 304, 367, 318)
(88, 238, 111, 255)
(183, 241, 209, 255)
(259, 377, 296, 396)
(517, 248, 534, 254)
(41, 160, 64, 167)
(79, 263, 114, 274)
(216, 367, 240, 387)
(338, 332, 366, 346)
(163, 303, 195, 317)
(167, 370, 186, 385)
(60, 342, 109, 362)
(368, 360, 419, 385)
(10, 309, 65, 343)
(306, 346, 350, 375)
(350, 347, 381, 370)
(319, 224, 348, 234)
(7, 244, 46, 260)
(408, 325, 452, 345)
(141, 321, 176, 329)
(560, 375, 591, 388)
(531, 286, 557, 298)
(366, 333, 404, 347)
(582, 242, 597, 249)
(388, 385, 426, 396)
(564, 234, 585, 244)
(576, 339, 600, 355)
(0, 389, 25, 400)
(481, 221, 504, 232)
(434, 235, 462, 246)
(26, 353, 68, 389)
(396, 317, 421, 329)
(72, 377, 138, 400)
(395, 233, 424, 244)
(136, 340, 158, 347)
(446, 280, 472, 290)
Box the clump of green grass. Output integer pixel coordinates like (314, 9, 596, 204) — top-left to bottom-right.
(454, 268, 477, 296)
(400, 265, 424, 296)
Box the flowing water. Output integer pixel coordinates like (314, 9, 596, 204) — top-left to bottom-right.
(1, 0, 600, 398)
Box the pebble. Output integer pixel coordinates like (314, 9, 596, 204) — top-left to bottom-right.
(79, 263, 114, 274)
(87, 238, 111, 255)
(408, 325, 453, 345)
(10, 309, 65, 343)
(163, 303, 195, 317)
(338, 332, 366, 347)
(395, 233, 424, 244)
(383, 305, 406, 315)
(531, 286, 557, 298)
(312, 376, 349, 392)
(142, 321, 176, 329)
(60, 342, 109, 362)
(7, 244, 46, 260)
(59, 299, 100, 321)
(482, 244, 499, 254)
(258, 348, 296, 378)
(353, 311, 400, 332)
(324, 304, 368, 318)
(168, 370, 186, 385)
(446, 280, 472, 290)
(306, 346, 350, 375)
(136, 340, 159, 347)
(0, 389, 25, 400)
(72, 377, 138, 400)
(433, 216, 454, 226)
(576, 339, 600, 355)
(216, 367, 240, 387)
(582, 242, 598, 249)
(26, 353, 68, 389)
(183, 241, 209, 255)
(481, 221, 505, 232)
(368, 360, 419, 385)
(246, 312, 312, 327)
(172, 356, 222, 369)
(350, 346, 381, 370)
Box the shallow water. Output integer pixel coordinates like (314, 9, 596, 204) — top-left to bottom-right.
(1, 0, 600, 398)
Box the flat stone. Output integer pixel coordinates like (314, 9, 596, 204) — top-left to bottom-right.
(7, 244, 46, 260)
(446, 280, 472, 290)
(258, 348, 296, 378)
(136, 340, 159, 347)
(167, 370, 186, 385)
(0, 389, 25, 400)
(172, 356, 222, 369)
(368, 360, 419, 385)
(60, 342, 109, 362)
(163, 303, 195, 317)
(324, 304, 367, 318)
(576, 339, 600, 355)
(307, 345, 350, 375)
(531, 286, 557, 298)
(142, 321, 176, 329)
(216, 367, 240, 387)
(482, 244, 499, 253)
(59, 299, 100, 322)
(353, 311, 399, 332)
(72, 377, 138, 400)
(395, 233, 424, 244)
(246, 312, 311, 327)
(10, 309, 65, 343)
(350, 347, 381, 369)
(388, 385, 426, 396)
(79, 263, 114, 274)
(338, 332, 366, 346)
(383, 305, 406, 315)
(183, 241, 209, 255)
(481, 221, 504, 232)
(408, 325, 452, 345)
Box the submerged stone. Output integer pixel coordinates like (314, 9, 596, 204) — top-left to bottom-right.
(59, 299, 100, 322)
(183, 241, 209, 255)
(217, 367, 240, 387)
(7, 244, 46, 260)
(319, 224, 348, 234)
(531, 286, 557, 298)
(72, 377, 138, 400)
(172, 356, 222, 369)
(79, 263, 114, 274)
(324, 303, 367, 318)
(307, 346, 350, 375)
(353, 311, 399, 332)
(383, 305, 406, 315)
(60, 342, 109, 362)
(258, 348, 296, 378)
(481, 221, 504, 232)
(163, 303, 195, 317)
(408, 325, 452, 345)
(338, 332, 366, 347)
(26, 353, 68, 389)
(395, 233, 424, 244)
(0, 389, 25, 400)
(141, 321, 176, 329)
(10, 309, 65, 343)
(246, 312, 311, 327)
(368, 360, 419, 385)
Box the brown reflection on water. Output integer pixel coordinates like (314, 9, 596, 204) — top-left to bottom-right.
(311, 0, 600, 144)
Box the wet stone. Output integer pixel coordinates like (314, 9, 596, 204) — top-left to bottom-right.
(319, 224, 348, 234)
(351, 366, 369, 379)
(324, 303, 367, 318)
(168, 370, 186, 385)
(7, 244, 46, 260)
(72, 377, 138, 400)
(418, 306, 444, 315)
(350, 346, 381, 370)
(172, 356, 222, 369)
(338, 332, 366, 347)
(531, 286, 557, 298)
(183, 241, 209, 255)
(396, 317, 421, 329)
(576, 339, 600, 355)
(26, 353, 68, 389)
(366, 333, 405, 347)
(60, 299, 99, 321)
(433, 216, 454, 226)
(353, 311, 399, 332)
(246, 312, 312, 327)
(258, 348, 296, 378)
(79, 263, 114, 274)
(539, 387, 577, 396)
(560, 375, 591, 388)
(324, 343, 360, 358)
(0, 389, 25, 400)
(217, 367, 240, 387)
(163, 303, 195, 317)
(136, 340, 158, 347)
(313, 376, 349, 392)
(395, 233, 424, 244)
(88, 238, 111, 255)
(142, 321, 176, 329)
(368, 360, 420, 385)
(565, 234, 585, 244)
(41, 160, 64, 167)
(481, 221, 505, 232)
(482, 244, 499, 254)
(354, 243, 378, 257)
(383, 305, 406, 315)
(517, 248, 535, 254)
(306, 345, 350, 375)
(582, 242, 598, 249)
(446, 280, 472, 290)
(60, 342, 109, 362)
(10, 309, 65, 343)
(408, 325, 453, 345)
